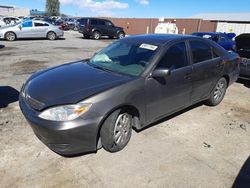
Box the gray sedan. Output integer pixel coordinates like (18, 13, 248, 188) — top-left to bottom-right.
(0, 20, 64, 41)
(20, 34, 240, 155)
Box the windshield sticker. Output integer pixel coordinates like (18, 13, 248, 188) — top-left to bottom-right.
(139, 44, 158, 51)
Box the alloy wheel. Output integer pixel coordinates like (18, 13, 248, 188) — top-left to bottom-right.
(213, 79, 226, 102)
(6, 32, 15, 41)
(48, 32, 56, 40)
(113, 113, 131, 146)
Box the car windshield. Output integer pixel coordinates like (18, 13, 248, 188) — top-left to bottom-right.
(88, 41, 159, 76)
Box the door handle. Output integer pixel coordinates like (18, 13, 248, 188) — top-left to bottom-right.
(184, 74, 192, 80)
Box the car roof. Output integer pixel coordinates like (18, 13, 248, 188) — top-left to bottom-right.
(121, 34, 198, 46)
(193, 32, 223, 35)
(79, 17, 111, 22)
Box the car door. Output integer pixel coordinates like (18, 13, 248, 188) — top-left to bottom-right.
(33, 22, 49, 38)
(18, 20, 34, 38)
(145, 41, 193, 122)
(105, 20, 116, 36)
(188, 40, 222, 103)
(96, 20, 107, 35)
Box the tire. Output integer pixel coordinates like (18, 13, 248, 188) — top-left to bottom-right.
(5, 32, 16, 41)
(117, 32, 125, 39)
(100, 110, 132, 153)
(47, 31, 56, 40)
(93, 31, 100, 40)
(205, 77, 227, 106)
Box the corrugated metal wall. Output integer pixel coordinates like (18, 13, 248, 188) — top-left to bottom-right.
(105, 18, 217, 35)
(216, 22, 250, 35)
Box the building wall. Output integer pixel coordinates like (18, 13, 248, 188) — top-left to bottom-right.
(0, 7, 29, 17)
(217, 22, 250, 35)
(107, 18, 217, 35)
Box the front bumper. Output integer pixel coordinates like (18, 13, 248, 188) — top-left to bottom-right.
(19, 96, 102, 156)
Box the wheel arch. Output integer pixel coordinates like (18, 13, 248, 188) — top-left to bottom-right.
(116, 30, 125, 36)
(5, 31, 17, 39)
(46, 30, 57, 37)
(222, 74, 230, 87)
(92, 29, 101, 35)
(95, 104, 141, 148)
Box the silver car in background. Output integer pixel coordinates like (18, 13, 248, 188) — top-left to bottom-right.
(0, 20, 64, 41)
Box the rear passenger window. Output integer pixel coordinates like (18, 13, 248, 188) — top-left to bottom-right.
(190, 41, 213, 63)
(34, 22, 49, 27)
(90, 19, 98, 25)
(98, 20, 105, 25)
(157, 42, 188, 70)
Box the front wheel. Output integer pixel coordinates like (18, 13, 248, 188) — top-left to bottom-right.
(100, 110, 132, 153)
(47, 31, 56, 40)
(117, 32, 125, 39)
(5, 32, 16, 41)
(205, 77, 227, 106)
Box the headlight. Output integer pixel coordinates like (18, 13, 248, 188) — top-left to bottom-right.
(38, 102, 92, 121)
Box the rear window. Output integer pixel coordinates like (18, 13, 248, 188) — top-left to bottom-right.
(90, 19, 98, 25)
(98, 20, 105, 25)
(190, 41, 213, 63)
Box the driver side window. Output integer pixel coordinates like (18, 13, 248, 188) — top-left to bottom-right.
(157, 42, 188, 70)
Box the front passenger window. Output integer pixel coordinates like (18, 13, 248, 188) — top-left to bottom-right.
(157, 42, 188, 70)
(22, 21, 33, 28)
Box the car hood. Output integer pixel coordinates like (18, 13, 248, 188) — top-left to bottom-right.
(235, 34, 250, 50)
(25, 61, 132, 110)
(235, 34, 250, 58)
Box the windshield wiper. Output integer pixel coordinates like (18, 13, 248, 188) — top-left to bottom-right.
(89, 63, 115, 73)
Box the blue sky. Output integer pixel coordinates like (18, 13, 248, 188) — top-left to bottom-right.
(1, 0, 250, 17)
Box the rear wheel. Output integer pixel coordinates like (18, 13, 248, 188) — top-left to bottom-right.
(93, 31, 100, 40)
(5, 32, 16, 41)
(47, 31, 56, 40)
(100, 110, 132, 153)
(205, 77, 227, 106)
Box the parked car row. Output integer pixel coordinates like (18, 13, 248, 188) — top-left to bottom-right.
(0, 16, 249, 79)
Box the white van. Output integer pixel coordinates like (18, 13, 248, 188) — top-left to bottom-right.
(155, 22, 178, 34)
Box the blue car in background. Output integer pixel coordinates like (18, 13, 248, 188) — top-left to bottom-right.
(192, 32, 236, 51)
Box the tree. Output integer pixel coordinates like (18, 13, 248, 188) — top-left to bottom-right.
(46, 0, 60, 16)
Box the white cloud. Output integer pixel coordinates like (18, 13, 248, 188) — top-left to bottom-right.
(60, 0, 128, 15)
(136, 0, 149, 5)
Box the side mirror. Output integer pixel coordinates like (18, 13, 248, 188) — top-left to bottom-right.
(151, 68, 170, 78)
(18, 25, 22, 30)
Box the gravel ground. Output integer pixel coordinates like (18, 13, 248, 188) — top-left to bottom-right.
(0, 31, 250, 188)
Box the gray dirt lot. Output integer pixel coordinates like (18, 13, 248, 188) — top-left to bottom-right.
(0, 31, 250, 188)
